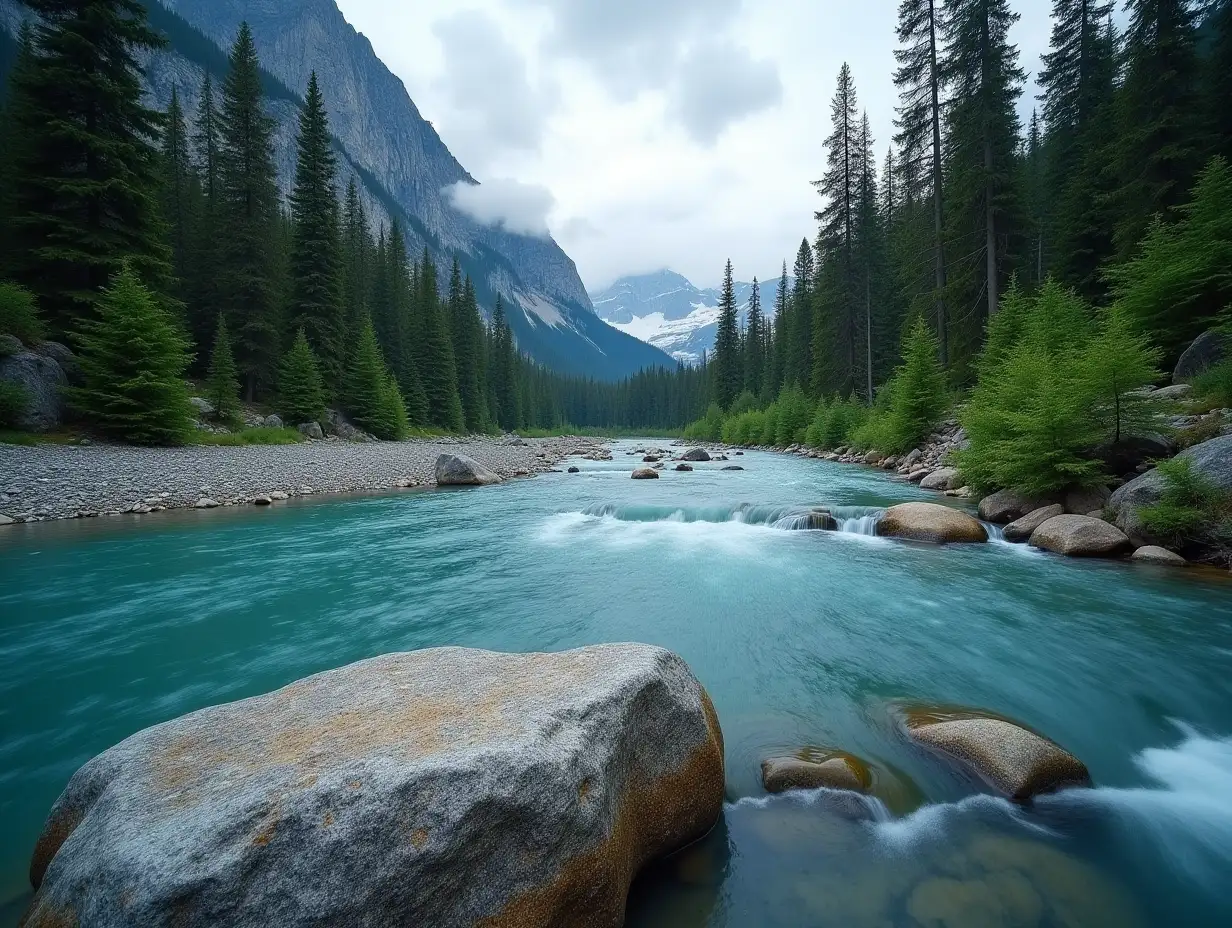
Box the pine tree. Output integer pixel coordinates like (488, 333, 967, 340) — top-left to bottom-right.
(0, 25, 35, 278)
(10, 0, 172, 334)
(204, 314, 241, 426)
(186, 72, 223, 354)
(289, 72, 345, 390)
(1039, 0, 1118, 298)
(812, 64, 863, 398)
(69, 263, 194, 445)
(941, 0, 1026, 363)
(278, 327, 326, 425)
(448, 260, 484, 431)
(415, 249, 464, 431)
(767, 263, 790, 397)
(160, 86, 197, 311)
(712, 259, 741, 409)
(1113, 0, 1203, 258)
(1078, 303, 1163, 444)
(217, 23, 280, 400)
(341, 177, 370, 340)
(490, 295, 520, 430)
(787, 239, 815, 388)
(744, 277, 765, 396)
(343, 316, 408, 438)
(893, 0, 948, 363)
(1206, 0, 1232, 164)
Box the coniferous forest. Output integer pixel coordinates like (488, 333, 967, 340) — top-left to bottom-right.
(1, 0, 1231, 478)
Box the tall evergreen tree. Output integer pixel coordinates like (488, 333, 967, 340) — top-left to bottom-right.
(414, 249, 464, 431)
(1113, 0, 1203, 258)
(893, 0, 949, 363)
(490, 295, 520, 430)
(1038, 0, 1118, 298)
(0, 24, 35, 277)
(204, 313, 241, 425)
(767, 262, 789, 397)
(744, 277, 765, 396)
(712, 259, 741, 410)
(448, 259, 484, 431)
(217, 23, 280, 399)
(278, 327, 326, 425)
(787, 239, 815, 389)
(289, 72, 344, 390)
(1206, 0, 1232, 163)
(941, 0, 1026, 356)
(186, 71, 222, 352)
(10, 0, 171, 333)
(160, 86, 196, 309)
(341, 176, 370, 339)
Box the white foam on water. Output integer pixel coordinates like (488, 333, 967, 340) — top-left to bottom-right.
(535, 509, 786, 557)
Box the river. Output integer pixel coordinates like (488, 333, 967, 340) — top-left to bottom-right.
(2, 441, 1230, 925)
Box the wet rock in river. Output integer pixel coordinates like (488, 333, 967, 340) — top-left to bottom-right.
(1003, 504, 1064, 543)
(567, 466, 580, 473)
(761, 752, 871, 794)
(877, 503, 988, 544)
(1029, 514, 1130, 557)
(23, 645, 725, 928)
(681, 448, 711, 462)
(1130, 545, 1187, 566)
(919, 467, 960, 491)
(674, 463, 693, 472)
(632, 468, 660, 480)
(978, 489, 1055, 524)
(435, 453, 503, 486)
(905, 709, 1090, 802)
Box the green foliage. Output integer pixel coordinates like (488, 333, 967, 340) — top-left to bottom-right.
(343, 317, 407, 439)
(850, 316, 948, 454)
(68, 265, 194, 445)
(194, 426, 303, 446)
(682, 403, 725, 442)
(1107, 157, 1232, 363)
(1191, 360, 1232, 409)
(9, 0, 172, 333)
(277, 328, 326, 425)
(1076, 303, 1163, 444)
(728, 390, 759, 416)
(0, 280, 43, 343)
(0, 380, 27, 428)
(373, 371, 410, 441)
(204, 315, 241, 425)
(773, 385, 814, 446)
(721, 409, 767, 446)
(712, 259, 742, 410)
(1138, 457, 1232, 550)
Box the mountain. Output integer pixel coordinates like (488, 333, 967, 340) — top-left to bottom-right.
(0, 0, 674, 380)
(591, 270, 788, 364)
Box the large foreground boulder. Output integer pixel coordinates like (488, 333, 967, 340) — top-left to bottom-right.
(680, 448, 711, 462)
(1173, 329, 1227, 383)
(1029, 514, 1131, 557)
(0, 349, 68, 431)
(978, 489, 1054, 524)
(905, 711, 1089, 802)
(877, 502, 988, 544)
(435, 453, 503, 486)
(24, 645, 725, 928)
(1108, 434, 1232, 546)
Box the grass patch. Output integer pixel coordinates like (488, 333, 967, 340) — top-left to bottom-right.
(0, 429, 84, 446)
(193, 427, 304, 446)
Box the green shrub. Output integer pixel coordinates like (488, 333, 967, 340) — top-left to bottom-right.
(728, 390, 758, 416)
(722, 409, 767, 445)
(774, 385, 813, 446)
(819, 396, 867, 448)
(0, 381, 27, 428)
(683, 403, 725, 442)
(861, 316, 949, 454)
(1139, 457, 1232, 550)
(68, 265, 194, 446)
(0, 281, 44, 343)
(278, 328, 327, 425)
(1192, 359, 1232, 409)
(760, 403, 780, 445)
(804, 398, 830, 447)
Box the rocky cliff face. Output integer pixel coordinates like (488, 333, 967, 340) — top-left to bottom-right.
(0, 0, 673, 379)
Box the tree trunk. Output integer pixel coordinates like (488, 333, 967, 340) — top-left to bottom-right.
(928, 0, 948, 365)
(865, 271, 873, 403)
(985, 134, 998, 318)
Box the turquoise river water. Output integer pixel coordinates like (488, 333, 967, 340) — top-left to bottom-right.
(2, 441, 1232, 926)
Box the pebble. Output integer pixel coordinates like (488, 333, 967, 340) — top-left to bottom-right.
(0, 436, 610, 523)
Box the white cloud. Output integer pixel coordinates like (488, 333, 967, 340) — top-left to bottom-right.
(444, 178, 556, 238)
(430, 9, 557, 169)
(669, 41, 783, 145)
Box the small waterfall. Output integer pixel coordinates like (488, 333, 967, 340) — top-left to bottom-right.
(575, 502, 885, 534)
(828, 506, 885, 536)
(983, 522, 1007, 542)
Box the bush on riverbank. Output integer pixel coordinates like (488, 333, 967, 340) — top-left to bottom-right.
(194, 427, 305, 447)
(1139, 457, 1232, 554)
(68, 266, 195, 446)
(847, 318, 949, 455)
(278, 329, 327, 426)
(0, 281, 44, 343)
(956, 280, 1162, 495)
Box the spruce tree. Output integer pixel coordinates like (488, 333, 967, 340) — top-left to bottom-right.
(69, 264, 194, 445)
(278, 328, 326, 426)
(712, 259, 742, 409)
(1078, 303, 1163, 445)
(289, 72, 345, 389)
(217, 23, 280, 399)
(490, 296, 520, 430)
(767, 263, 789, 397)
(0, 25, 34, 278)
(204, 314, 241, 426)
(787, 239, 815, 388)
(448, 260, 484, 431)
(186, 72, 223, 353)
(415, 250, 464, 431)
(1113, 0, 1203, 258)
(341, 177, 370, 340)
(10, 0, 172, 333)
(1206, 0, 1232, 164)
(744, 277, 765, 396)
(941, 0, 1026, 342)
(160, 87, 197, 312)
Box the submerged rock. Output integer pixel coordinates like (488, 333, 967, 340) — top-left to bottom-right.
(905, 710, 1089, 802)
(1003, 504, 1064, 543)
(435, 453, 503, 486)
(680, 448, 711, 462)
(674, 463, 694, 472)
(761, 752, 871, 794)
(1029, 514, 1131, 557)
(1130, 545, 1187, 566)
(722, 465, 745, 472)
(567, 466, 580, 473)
(23, 645, 724, 928)
(978, 490, 1054, 524)
(631, 468, 660, 480)
(877, 503, 988, 544)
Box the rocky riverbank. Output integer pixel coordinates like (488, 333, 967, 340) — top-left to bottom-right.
(0, 435, 610, 524)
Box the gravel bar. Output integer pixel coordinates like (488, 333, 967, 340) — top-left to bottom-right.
(0, 436, 612, 523)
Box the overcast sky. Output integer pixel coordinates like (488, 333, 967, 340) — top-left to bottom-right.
(336, 0, 1052, 291)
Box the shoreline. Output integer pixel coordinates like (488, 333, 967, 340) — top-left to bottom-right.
(0, 435, 612, 525)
